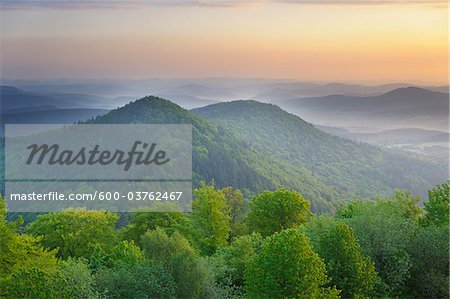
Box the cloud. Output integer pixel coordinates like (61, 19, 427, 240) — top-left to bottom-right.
(0, 0, 446, 10)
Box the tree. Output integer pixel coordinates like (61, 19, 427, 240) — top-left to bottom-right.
(423, 181, 449, 226)
(222, 186, 248, 241)
(27, 208, 119, 259)
(141, 228, 215, 298)
(407, 224, 449, 298)
(95, 259, 176, 299)
(213, 233, 263, 291)
(6, 267, 55, 299)
(0, 197, 58, 298)
(108, 240, 144, 267)
(5, 253, 96, 299)
(120, 211, 189, 246)
(53, 258, 97, 299)
(391, 190, 423, 222)
(338, 199, 417, 296)
(244, 229, 339, 298)
(191, 182, 231, 255)
(246, 189, 311, 236)
(304, 217, 378, 298)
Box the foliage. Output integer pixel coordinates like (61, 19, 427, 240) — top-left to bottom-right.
(5, 267, 55, 299)
(304, 217, 378, 298)
(53, 258, 97, 299)
(120, 211, 189, 246)
(0, 197, 58, 298)
(423, 181, 449, 226)
(108, 240, 144, 267)
(5, 258, 96, 299)
(1, 180, 449, 299)
(246, 188, 311, 236)
(141, 228, 215, 298)
(407, 224, 449, 298)
(213, 233, 263, 292)
(191, 182, 231, 255)
(95, 259, 176, 299)
(245, 229, 340, 298)
(338, 198, 418, 296)
(222, 186, 248, 241)
(27, 208, 119, 259)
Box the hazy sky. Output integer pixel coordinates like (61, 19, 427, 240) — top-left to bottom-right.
(0, 0, 447, 84)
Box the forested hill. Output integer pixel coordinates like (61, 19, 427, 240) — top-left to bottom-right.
(192, 100, 447, 206)
(85, 96, 446, 212)
(85, 97, 279, 198)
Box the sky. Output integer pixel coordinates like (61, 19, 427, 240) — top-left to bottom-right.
(0, 0, 448, 84)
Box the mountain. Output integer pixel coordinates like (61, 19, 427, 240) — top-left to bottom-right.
(193, 100, 447, 210)
(0, 85, 111, 112)
(275, 87, 449, 132)
(317, 126, 449, 146)
(0, 108, 109, 136)
(1, 108, 108, 124)
(85, 97, 282, 200)
(1, 95, 446, 213)
(86, 96, 348, 212)
(1, 85, 72, 111)
(251, 82, 411, 101)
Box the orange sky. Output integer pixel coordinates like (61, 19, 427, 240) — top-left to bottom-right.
(0, 1, 447, 84)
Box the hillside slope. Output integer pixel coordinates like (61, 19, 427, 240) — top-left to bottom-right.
(1, 96, 446, 213)
(85, 97, 348, 212)
(193, 100, 447, 209)
(85, 97, 279, 194)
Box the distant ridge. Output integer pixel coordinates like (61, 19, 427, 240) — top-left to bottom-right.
(276, 87, 449, 132)
(381, 86, 448, 99)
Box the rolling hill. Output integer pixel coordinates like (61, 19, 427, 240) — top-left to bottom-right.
(76, 96, 447, 212)
(275, 87, 449, 132)
(0, 85, 108, 111)
(0, 95, 446, 212)
(0, 108, 108, 132)
(277, 87, 449, 131)
(193, 100, 447, 210)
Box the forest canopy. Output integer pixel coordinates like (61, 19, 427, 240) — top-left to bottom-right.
(1, 181, 448, 298)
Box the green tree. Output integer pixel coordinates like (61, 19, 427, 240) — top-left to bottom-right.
(108, 240, 143, 267)
(246, 188, 312, 236)
(6, 267, 55, 299)
(338, 199, 417, 296)
(191, 182, 231, 255)
(423, 181, 449, 226)
(27, 208, 119, 259)
(120, 211, 189, 246)
(5, 255, 97, 299)
(53, 258, 97, 299)
(88, 245, 109, 273)
(305, 217, 378, 298)
(141, 228, 215, 298)
(95, 259, 176, 299)
(213, 233, 263, 292)
(0, 197, 58, 298)
(407, 224, 449, 298)
(391, 190, 423, 222)
(244, 229, 339, 298)
(222, 186, 248, 241)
